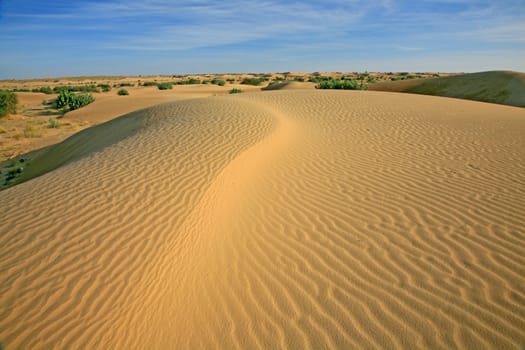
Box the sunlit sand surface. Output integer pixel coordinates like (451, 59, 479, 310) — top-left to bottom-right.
(1, 90, 524, 349)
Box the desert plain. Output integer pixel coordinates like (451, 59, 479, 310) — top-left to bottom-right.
(1, 73, 524, 349)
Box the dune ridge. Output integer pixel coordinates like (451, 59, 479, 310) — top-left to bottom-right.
(1, 90, 525, 349)
(370, 70, 525, 108)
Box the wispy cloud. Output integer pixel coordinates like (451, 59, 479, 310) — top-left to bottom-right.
(0, 0, 524, 78)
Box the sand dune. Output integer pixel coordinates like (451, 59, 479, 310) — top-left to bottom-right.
(1, 90, 524, 349)
(370, 70, 525, 108)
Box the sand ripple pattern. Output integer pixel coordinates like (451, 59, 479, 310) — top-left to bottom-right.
(1, 91, 524, 349)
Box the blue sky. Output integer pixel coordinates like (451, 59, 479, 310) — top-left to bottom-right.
(1, 0, 524, 78)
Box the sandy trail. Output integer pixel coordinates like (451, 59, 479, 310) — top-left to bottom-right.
(1, 91, 524, 349)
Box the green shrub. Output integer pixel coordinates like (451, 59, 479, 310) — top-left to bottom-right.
(97, 84, 111, 92)
(157, 82, 173, 90)
(55, 90, 94, 110)
(55, 90, 73, 108)
(69, 93, 94, 110)
(31, 86, 53, 94)
(211, 79, 225, 86)
(9, 88, 30, 92)
(119, 82, 134, 87)
(294, 76, 305, 82)
(118, 89, 129, 96)
(317, 79, 367, 90)
(53, 85, 99, 94)
(229, 88, 243, 94)
(241, 77, 265, 86)
(0, 90, 18, 116)
(176, 78, 201, 85)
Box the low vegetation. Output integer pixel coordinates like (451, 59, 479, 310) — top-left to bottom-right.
(48, 117, 60, 128)
(229, 88, 243, 94)
(317, 79, 367, 90)
(118, 89, 129, 95)
(156, 82, 173, 90)
(0, 90, 17, 116)
(241, 77, 266, 86)
(52, 85, 99, 94)
(2, 159, 25, 186)
(23, 123, 42, 138)
(31, 86, 54, 94)
(177, 78, 201, 85)
(97, 84, 111, 92)
(55, 90, 95, 110)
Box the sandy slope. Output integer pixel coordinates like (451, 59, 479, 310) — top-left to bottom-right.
(66, 84, 255, 124)
(1, 90, 524, 349)
(1, 84, 236, 162)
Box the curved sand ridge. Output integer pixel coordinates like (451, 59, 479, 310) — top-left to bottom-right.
(1, 90, 525, 349)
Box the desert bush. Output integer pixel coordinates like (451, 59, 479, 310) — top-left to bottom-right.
(55, 90, 73, 108)
(31, 86, 53, 94)
(55, 90, 94, 110)
(0, 90, 17, 116)
(176, 78, 201, 85)
(241, 77, 265, 86)
(97, 84, 111, 92)
(317, 79, 367, 90)
(143, 81, 158, 87)
(308, 76, 322, 83)
(229, 88, 243, 94)
(119, 82, 134, 87)
(48, 117, 59, 128)
(69, 93, 94, 110)
(294, 76, 305, 82)
(10, 88, 30, 92)
(118, 89, 129, 95)
(212, 79, 226, 86)
(53, 85, 99, 94)
(157, 82, 173, 90)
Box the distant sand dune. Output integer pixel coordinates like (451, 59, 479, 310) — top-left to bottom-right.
(370, 70, 525, 108)
(1, 91, 524, 349)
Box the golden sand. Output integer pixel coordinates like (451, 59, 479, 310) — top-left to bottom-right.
(1, 90, 524, 349)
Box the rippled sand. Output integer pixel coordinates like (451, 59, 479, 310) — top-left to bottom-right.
(1, 90, 524, 349)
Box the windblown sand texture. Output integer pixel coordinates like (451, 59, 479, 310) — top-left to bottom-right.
(1, 90, 524, 349)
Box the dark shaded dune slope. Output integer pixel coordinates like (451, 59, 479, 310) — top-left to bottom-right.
(370, 71, 525, 107)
